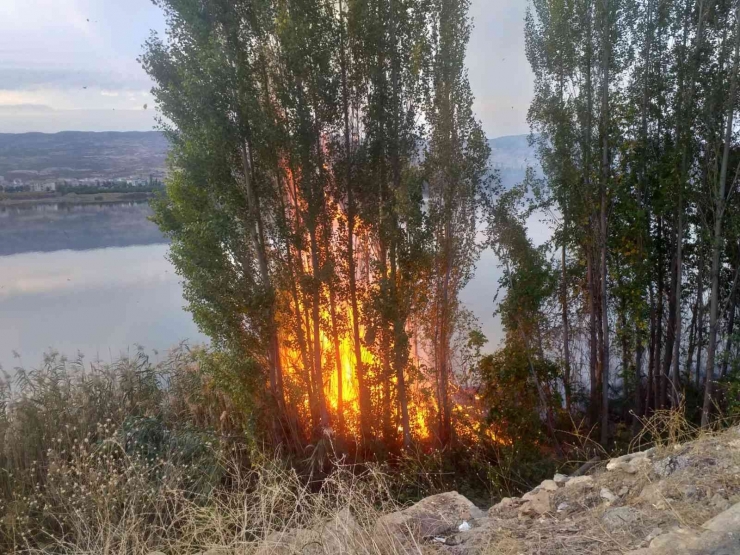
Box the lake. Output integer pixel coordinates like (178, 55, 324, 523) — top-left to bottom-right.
(0, 201, 509, 372)
(0, 202, 205, 371)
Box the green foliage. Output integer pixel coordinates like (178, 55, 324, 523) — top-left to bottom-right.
(479, 344, 560, 447)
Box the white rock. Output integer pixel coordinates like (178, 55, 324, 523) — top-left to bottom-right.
(607, 451, 652, 474)
(600, 487, 618, 504)
(602, 507, 643, 531)
(552, 473, 569, 484)
(539, 479, 559, 492)
(652, 455, 690, 478)
(375, 491, 483, 540)
(703, 501, 740, 533)
(557, 502, 569, 512)
(458, 521, 471, 532)
(650, 528, 700, 549)
(564, 475, 594, 489)
(645, 527, 663, 542)
(518, 489, 552, 516)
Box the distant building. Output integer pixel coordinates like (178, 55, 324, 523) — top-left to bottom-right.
(29, 182, 56, 193)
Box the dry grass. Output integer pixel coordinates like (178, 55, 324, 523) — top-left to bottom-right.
(3, 415, 422, 555)
(0, 348, 432, 555)
(5, 349, 740, 555)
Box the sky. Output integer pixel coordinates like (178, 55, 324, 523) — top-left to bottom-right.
(0, 0, 534, 138)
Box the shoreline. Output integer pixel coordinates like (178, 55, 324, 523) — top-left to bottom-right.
(0, 191, 157, 207)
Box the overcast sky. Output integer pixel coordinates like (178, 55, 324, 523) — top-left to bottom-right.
(0, 0, 533, 138)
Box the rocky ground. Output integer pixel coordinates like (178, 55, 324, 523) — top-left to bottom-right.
(415, 426, 740, 554)
(151, 426, 740, 555)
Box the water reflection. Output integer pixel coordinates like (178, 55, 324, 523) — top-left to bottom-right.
(0, 202, 205, 371)
(0, 201, 166, 255)
(0, 199, 543, 372)
(0, 244, 205, 372)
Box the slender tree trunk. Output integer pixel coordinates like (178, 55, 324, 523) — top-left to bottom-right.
(696, 300, 705, 389)
(654, 217, 664, 410)
(686, 289, 699, 383)
(379, 241, 393, 443)
(702, 3, 740, 427)
(391, 249, 412, 449)
(583, 0, 598, 427)
(721, 293, 737, 379)
(637, 0, 653, 420)
(438, 227, 454, 445)
(671, 0, 705, 407)
(646, 282, 656, 414)
(339, 0, 371, 442)
(588, 253, 600, 425)
(328, 273, 345, 435)
(240, 142, 287, 439)
(309, 228, 330, 430)
(634, 333, 645, 432)
(671, 200, 683, 405)
(599, 0, 611, 447)
(662, 233, 678, 408)
(696, 250, 706, 389)
(562, 241, 572, 412)
(387, 0, 411, 449)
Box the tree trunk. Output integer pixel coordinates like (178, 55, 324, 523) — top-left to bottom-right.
(696, 252, 706, 389)
(438, 226, 454, 445)
(686, 283, 699, 382)
(588, 253, 600, 425)
(309, 228, 330, 430)
(702, 3, 740, 427)
(662, 233, 678, 408)
(562, 241, 572, 412)
(240, 142, 287, 440)
(339, 0, 371, 442)
(646, 282, 656, 414)
(654, 217, 664, 410)
(721, 292, 737, 379)
(583, 0, 598, 427)
(391, 248, 412, 449)
(328, 274, 345, 435)
(634, 333, 644, 432)
(670, 203, 683, 406)
(599, 0, 611, 447)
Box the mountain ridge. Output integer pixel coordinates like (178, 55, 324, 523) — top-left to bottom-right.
(0, 131, 538, 184)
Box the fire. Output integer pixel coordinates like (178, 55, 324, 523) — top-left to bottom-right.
(279, 303, 433, 440)
(274, 157, 438, 444)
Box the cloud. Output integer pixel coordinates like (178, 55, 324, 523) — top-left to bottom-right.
(0, 0, 533, 136)
(0, 104, 55, 113)
(0, 109, 158, 133)
(0, 67, 150, 92)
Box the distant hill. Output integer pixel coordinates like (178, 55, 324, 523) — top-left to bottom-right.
(489, 134, 539, 170)
(488, 134, 540, 188)
(0, 131, 168, 183)
(0, 130, 539, 187)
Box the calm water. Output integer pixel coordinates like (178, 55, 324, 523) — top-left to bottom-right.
(0, 201, 521, 372)
(0, 202, 205, 371)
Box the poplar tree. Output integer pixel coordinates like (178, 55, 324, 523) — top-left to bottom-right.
(424, 0, 491, 445)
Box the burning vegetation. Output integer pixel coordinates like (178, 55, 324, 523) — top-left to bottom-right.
(145, 0, 495, 452)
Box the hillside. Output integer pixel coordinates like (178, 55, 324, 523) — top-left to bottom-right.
(488, 134, 538, 170)
(0, 131, 537, 186)
(254, 425, 740, 555)
(0, 131, 168, 182)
